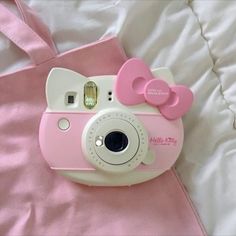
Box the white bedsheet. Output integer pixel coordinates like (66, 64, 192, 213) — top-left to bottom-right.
(1, 0, 236, 235)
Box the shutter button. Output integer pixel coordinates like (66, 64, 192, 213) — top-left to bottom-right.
(58, 118, 70, 131)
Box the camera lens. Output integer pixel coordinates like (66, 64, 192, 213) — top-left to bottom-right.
(104, 131, 128, 152)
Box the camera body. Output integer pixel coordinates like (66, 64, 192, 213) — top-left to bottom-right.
(39, 59, 190, 186)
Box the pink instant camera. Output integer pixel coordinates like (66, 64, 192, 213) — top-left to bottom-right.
(39, 58, 193, 186)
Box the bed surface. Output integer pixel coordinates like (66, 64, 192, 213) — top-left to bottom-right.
(1, 1, 236, 235)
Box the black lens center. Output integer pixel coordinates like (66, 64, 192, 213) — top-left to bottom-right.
(104, 131, 128, 152)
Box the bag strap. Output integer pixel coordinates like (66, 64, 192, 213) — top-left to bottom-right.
(14, 0, 57, 54)
(0, 1, 57, 65)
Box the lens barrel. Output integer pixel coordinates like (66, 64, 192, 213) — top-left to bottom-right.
(104, 131, 128, 152)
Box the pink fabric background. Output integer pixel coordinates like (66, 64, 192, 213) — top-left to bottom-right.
(0, 1, 206, 235)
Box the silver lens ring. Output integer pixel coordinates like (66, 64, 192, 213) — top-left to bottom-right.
(82, 108, 148, 173)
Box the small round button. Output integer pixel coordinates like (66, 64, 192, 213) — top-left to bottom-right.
(58, 118, 70, 131)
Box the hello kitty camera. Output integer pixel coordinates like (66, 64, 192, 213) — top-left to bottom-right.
(39, 58, 193, 186)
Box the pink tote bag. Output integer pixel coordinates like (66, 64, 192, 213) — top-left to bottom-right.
(0, 1, 206, 235)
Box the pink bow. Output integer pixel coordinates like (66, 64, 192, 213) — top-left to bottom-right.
(115, 58, 193, 120)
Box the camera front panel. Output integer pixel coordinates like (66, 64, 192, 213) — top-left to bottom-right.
(39, 64, 186, 185)
(39, 111, 183, 174)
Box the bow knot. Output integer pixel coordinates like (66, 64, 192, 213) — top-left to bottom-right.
(115, 58, 193, 120)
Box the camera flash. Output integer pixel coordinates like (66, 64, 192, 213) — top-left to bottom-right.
(84, 81, 97, 109)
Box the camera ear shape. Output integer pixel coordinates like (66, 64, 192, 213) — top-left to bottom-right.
(151, 67, 175, 85)
(46, 68, 87, 110)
